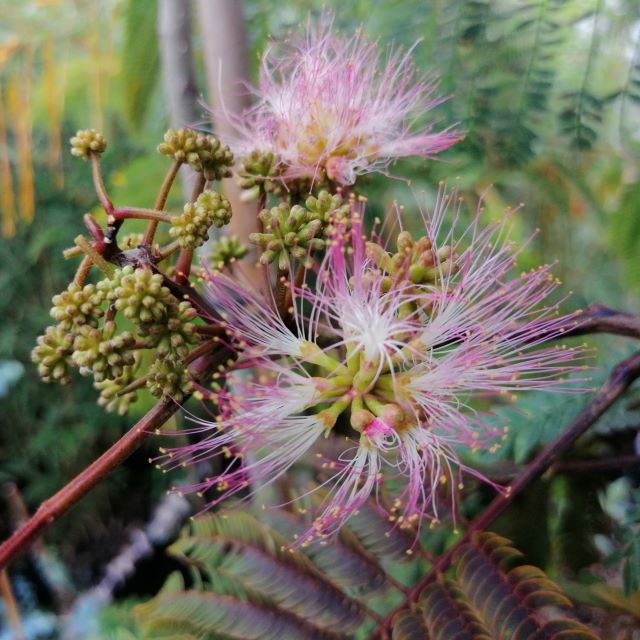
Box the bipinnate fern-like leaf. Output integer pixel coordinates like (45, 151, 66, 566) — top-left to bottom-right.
(173, 511, 365, 632)
(132, 508, 601, 640)
(134, 510, 365, 638)
(409, 532, 599, 640)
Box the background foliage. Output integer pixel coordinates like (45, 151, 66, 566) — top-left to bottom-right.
(1, 0, 640, 637)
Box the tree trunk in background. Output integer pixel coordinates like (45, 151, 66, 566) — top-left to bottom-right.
(196, 0, 262, 288)
(157, 0, 200, 200)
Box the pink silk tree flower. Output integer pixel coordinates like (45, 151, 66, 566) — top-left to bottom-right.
(222, 18, 462, 186)
(161, 189, 591, 546)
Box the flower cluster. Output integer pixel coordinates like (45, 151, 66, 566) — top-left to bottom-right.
(33, 266, 200, 408)
(158, 128, 234, 180)
(41, 19, 593, 550)
(223, 18, 461, 189)
(162, 191, 589, 544)
(69, 129, 107, 159)
(170, 190, 233, 249)
(250, 190, 350, 269)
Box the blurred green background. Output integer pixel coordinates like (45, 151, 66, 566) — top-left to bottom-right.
(1, 0, 640, 637)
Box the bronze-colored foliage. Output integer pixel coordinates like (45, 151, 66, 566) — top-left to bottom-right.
(413, 532, 599, 640)
(133, 513, 600, 640)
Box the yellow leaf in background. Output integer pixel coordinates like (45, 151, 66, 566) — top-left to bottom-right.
(6, 65, 35, 225)
(43, 39, 64, 189)
(0, 86, 16, 237)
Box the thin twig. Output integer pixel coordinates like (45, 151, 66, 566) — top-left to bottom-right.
(74, 235, 115, 278)
(564, 303, 640, 340)
(63, 245, 83, 259)
(110, 207, 172, 223)
(157, 239, 182, 260)
(554, 453, 640, 474)
(275, 267, 290, 316)
(143, 160, 182, 245)
(83, 214, 105, 252)
(184, 339, 219, 364)
(90, 154, 113, 215)
(0, 401, 178, 571)
(375, 349, 640, 636)
(73, 255, 93, 286)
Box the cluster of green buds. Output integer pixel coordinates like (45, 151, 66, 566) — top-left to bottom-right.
(119, 233, 144, 250)
(366, 231, 457, 285)
(71, 322, 136, 382)
(146, 355, 192, 403)
(208, 235, 248, 271)
(95, 366, 138, 416)
(236, 150, 284, 201)
(305, 190, 351, 232)
(251, 203, 324, 270)
(250, 190, 351, 269)
(50, 283, 105, 330)
(365, 231, 457, 317)
(32, 326, 75, 385)
(101, 266, 198, 401)
(32, 266, 200, 411)
(158, 128, 234, 181)
(169, 190, 232, 249)
(69, 129, 107, 159)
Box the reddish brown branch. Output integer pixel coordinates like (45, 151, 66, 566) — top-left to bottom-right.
(554, 453, 640, 474)
(83, 214, 105, 252)
(0, 347, 227, 571)
(0, 400, 179, 571)
(564, 303, 640, 339)
(377, 349, 640, 636)
(110, 207, 172, 223)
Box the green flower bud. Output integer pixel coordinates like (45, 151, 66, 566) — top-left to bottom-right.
(95, 366, 138, 415)
(147, 354, 192, 402)
(70, 129, 107, 159)
(50, 283, 105, 331)
(158, 128, 234, 181)
(147, 301, 197, 359)
(72, 321, 136, 382)
(251, 202, 326, 269)
(208, 235, 249, 270)
(169, 190, 232, 249)
(366, 232, 456, 285)
(305, 190, 351, 233)
(236, 149, 284, 199)
(31, 326, 75, 384)
(99, 266, 175, 328)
